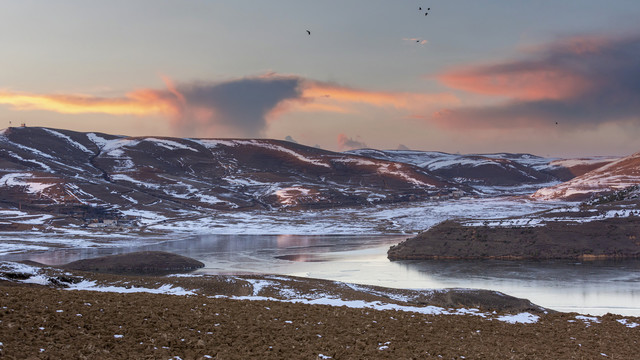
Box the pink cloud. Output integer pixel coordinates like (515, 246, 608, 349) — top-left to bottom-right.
(337, 133, 367, 150)
(439, 64, 591, 101)
(433, 33, 640, 130)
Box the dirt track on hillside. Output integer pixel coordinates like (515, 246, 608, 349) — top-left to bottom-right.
(1, 282, 638, 359)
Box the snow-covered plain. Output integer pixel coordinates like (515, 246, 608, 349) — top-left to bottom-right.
(150, 196, 564, 236)
(0, 196, 570, 255)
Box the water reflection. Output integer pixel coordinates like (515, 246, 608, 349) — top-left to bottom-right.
(394, 259, 640, 315)
(1, 234, 639, 316)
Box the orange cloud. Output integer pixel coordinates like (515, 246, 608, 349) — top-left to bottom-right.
(298, 81, 459, 113)
(437, 34, 628, 103)
(161, 75, 186, 105)
(0, 73, 460, 138)
(439, 65, 592, 101)
(0, 90, 177, 116)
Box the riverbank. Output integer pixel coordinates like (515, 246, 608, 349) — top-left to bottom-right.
(388, 217, 640, 261)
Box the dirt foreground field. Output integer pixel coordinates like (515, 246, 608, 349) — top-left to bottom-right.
(0, 253, 638, 359)
(0, 282, 638, 359)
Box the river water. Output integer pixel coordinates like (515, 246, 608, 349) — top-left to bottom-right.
(7, 233, 640, 316)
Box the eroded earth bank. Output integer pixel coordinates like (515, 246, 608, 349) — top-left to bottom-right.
(388, 216, 640, 261)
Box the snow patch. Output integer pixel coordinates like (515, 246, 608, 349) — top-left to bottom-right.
(275, 187, 313, 206)
(549, 157, 618, 169)
(100, 138, 141, 157)
(67, 280, 196, 296)
(200, 139, 332, 168)
(242, 278, 278, 296)
(144, 138, 198, 152)
(495, 312, 539, 324)
(119, 209, 167, 224)
(575, 315, 601, 326)
(42, 128, 92, 154)
(333, 158, 431, 187)
(219, 293, 537, 323)
(3, 150, 51, 171)
(0, 173, 56, 194)
(86, 133, 111, 148)
(616, 319, 639, 328)
(111, 174, 160, 189)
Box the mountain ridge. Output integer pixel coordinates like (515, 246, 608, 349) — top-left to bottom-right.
(0, 127, 461, 218)
(1, 126, 634, 225)
(347, 149, 615, 187)
(533, 151, 640, 200)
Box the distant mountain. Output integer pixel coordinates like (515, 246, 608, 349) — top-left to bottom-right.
(346, 149, 616, 188)
(533, 152, 640, 200)
(540, 157, 620, 181)
(0, 127, 462, 217)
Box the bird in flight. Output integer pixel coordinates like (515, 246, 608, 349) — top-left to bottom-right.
(306, 29, 311, 35)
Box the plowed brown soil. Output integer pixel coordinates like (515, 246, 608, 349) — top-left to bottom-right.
(1, 282, 638, 359)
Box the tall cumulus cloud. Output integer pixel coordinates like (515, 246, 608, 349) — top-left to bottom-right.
(166, 74, 303, 137)
(0, 74, 305, 138)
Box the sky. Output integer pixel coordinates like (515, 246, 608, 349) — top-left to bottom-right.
(1, 1, 640, 157)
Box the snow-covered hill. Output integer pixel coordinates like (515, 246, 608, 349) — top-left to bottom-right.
(347, 149, 616, 188)
(0, 127, 460, 217)
(533, 152, 640, 200)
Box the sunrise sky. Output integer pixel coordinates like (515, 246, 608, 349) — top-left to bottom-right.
(2, 1, 640, 157)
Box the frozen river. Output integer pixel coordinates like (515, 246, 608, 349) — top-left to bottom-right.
(7, 233, 640, 317)
(2, 195, 638, 316)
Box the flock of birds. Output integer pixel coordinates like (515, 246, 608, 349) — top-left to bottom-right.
(306, 5, 431, 39)
(303, 7, 561, 128)
(414, 6, 431, 44)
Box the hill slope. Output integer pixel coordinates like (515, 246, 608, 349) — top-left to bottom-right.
(0, 127, 460, 218)
(533, 152, 640, 200)
(347, 149, 615, 189)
